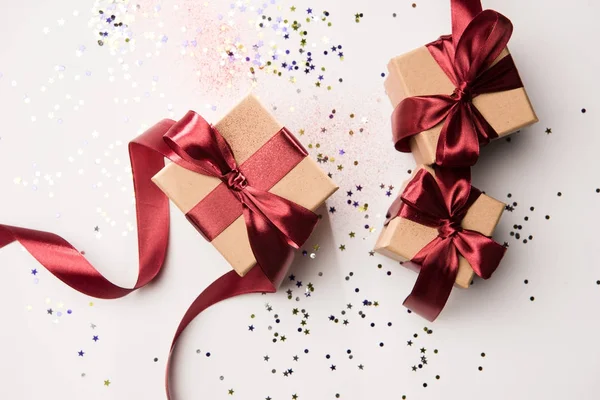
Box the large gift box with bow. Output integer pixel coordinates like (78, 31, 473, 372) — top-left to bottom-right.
(152, 94, 338, 278)
(374, 166, 506, 320)
(385, 2, 538, 167)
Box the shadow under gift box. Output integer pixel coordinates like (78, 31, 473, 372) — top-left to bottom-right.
(384, 46, 538, 166)
(374, 166, 505, 289)
(152, 94, 338, 277)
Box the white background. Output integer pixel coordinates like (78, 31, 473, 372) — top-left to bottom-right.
(1, 0, 599, 399)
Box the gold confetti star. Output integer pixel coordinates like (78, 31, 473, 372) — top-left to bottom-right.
(545, 128, 552, 134)
(299, 129, 305, 135)
(290, 6, 296, 11)
(104, 380, 111, 387)
(339, 244, 346, 251)
(349, 232, 355, 238)
(228, 389, 234, 395)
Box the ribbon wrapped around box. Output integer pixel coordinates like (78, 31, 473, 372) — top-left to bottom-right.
(374, 166, 506, 321)
(0, 93, 337, 399)
(385, 0, 538, 167)
(152, 94, 338, 277)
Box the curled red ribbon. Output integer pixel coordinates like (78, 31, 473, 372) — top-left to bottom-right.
(392, 0, 524, 167)
(385, 168, 506, 321)
(0, 112, 319, 399)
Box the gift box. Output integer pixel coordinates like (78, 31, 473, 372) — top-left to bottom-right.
(374, 166, 505, 289)
(384, 12, 538, 166)
(152, 94, 338, 277)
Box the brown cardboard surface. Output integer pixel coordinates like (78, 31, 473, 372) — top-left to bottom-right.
(152, 94, 338, 277)
(374, 166, 505, 289)
(385, 46, 538, 165)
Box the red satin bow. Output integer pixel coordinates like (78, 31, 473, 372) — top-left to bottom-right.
(165, 111, 318, 287)
(386, 168, 506, 321)
(392, 0, 524, 167)
(0, 112, 318, 399)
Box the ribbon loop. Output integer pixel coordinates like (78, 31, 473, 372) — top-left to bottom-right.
(163, 111, 239, 178)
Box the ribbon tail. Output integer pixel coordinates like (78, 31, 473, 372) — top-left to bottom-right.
(242, 187, 318, 249)
(403, 237, 460, 321)
(470, 103, 498, 145)
(165, 267, 276, 400)
(436, 103, 481, 167)
(0, 225, 133, 299)
(392, 95, 455, 152)
(0, 119, 177, 299)
(454, 230, 506, 279)
(472, 54, 524, 94)
(242, 203, 296, 290)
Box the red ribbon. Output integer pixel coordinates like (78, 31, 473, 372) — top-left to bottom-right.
(0, 112, 318, 399)
(385, 168, 506, 321)
(392, 0, 524, 167)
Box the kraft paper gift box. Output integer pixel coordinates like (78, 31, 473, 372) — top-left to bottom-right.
(384, 47, 538, 165)
(152, 94, 338, 277)
(374, 166, 505, 289)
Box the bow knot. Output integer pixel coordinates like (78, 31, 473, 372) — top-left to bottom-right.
(437, 218, 462, 238)
(224, 169, 248, 191)
(451, 82, 472, 103)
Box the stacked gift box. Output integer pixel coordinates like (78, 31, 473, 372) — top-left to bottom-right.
(374, 0, 538, 321)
